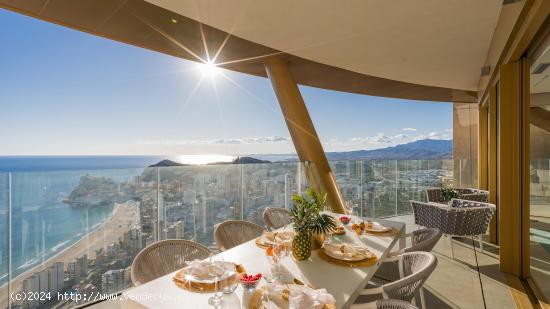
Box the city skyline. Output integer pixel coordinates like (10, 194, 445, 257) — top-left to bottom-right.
(0, 9, 452, 156)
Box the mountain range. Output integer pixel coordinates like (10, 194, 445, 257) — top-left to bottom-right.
(149, 139, 453, 167)
(325, 139, 452, 160)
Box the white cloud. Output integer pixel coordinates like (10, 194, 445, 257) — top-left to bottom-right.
(402, 128, 417, 132)
(322, 130, 452, 152)
(349, 133, 394, 145)
(138, 131, 452, 153)
(412, 131, 451, 141)
(139, 136, 292, 146)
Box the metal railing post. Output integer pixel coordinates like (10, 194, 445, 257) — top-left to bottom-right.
(395, 160, 398, 217)
(360, 160, 363, 218)
(156, 168, 160, 241)
(240, 165, 244, 221)
(8, 173, 12, 309)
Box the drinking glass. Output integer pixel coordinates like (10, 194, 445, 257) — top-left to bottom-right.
(207, 257, 227, 308)
(324, 229, 334, 246)
(265, 246, 283, 283)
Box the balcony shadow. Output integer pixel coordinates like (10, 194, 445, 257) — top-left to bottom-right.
(290, 254, 364, 301)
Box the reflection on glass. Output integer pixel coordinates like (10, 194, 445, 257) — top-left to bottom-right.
(529, 43, 550, 301)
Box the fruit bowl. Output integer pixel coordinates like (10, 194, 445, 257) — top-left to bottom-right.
(333, 226, 346, 235)
(339, 216, 351, 225)
(239, 273, 262, 290)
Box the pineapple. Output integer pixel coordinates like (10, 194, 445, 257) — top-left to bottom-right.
(292, 230, 312, 260)
(290, 189, 336, 260)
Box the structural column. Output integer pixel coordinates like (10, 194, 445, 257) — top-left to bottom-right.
(498, 61, 530, 276)
(264, 58, 346, 213)
(487, 87, 498, 244)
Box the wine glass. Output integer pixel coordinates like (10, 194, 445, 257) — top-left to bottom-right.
(275, 230, 291, 259)
(265, 243, 284, 283)
(207, 257, 227, 308)
(324, 228, 334, 246)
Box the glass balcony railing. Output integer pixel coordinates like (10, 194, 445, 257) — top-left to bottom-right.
(0, 159, 469, 308)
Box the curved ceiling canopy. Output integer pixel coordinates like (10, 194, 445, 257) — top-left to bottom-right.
(146, 0, 502, 92)
(0, 0, 503, 102)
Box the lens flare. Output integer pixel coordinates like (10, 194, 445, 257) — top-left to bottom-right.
(199, 61, 220, 77)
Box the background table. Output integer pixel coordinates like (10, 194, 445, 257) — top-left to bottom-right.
(121, 216, 405, 309)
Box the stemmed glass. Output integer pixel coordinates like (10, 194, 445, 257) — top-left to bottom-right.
(265, 245, 282, 283)
(324, 228, 334, 246)
(207, 256, 227, 308)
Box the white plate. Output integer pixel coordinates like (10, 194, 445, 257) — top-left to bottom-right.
(323, 243, 374, 262)
(257, 231, 294, 247)
(364, 221, 392, 233)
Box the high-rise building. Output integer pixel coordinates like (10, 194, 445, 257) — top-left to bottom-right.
(21, 274, 39, 309)
(165, 221, 184, 239)
(47, 262, 64, 294)
(101, 269, 125, 294)
(38, 270, 48, 294)
(67, 254, 87, 280)
(183, 190, 197, 206)
(122, 228, 142, 254)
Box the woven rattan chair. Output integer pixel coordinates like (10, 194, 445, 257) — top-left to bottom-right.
(353, 252, 437, 309)
(411, 199, 496, 258)
(425, 188, 488, 204)
(131, 239, 211, 286)
(351, 299, 418, 309)
(263, 207, 292, 230)
(375, 228, 442, 282)
(390, 228, 442, 257)
(214, 220, 265, 251)
(459, 193, 489, 202)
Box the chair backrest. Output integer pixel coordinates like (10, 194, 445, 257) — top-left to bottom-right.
(130, 239, 211, 286)
(382, 252, 437, 302)
(351, 299, 419, 309)
(450, 198, 488, 208)
(459, 193, 488, 202)
(411, 200, 496, 236)
(263, 207, 292, 230)
(425, 188, 445, 203)
(406, 228, 442, 253)
(214, 220, 265, 251)
(375, 299, 419, 309)
(425, 187, 488, 204)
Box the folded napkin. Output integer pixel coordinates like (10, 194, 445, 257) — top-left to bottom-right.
(183, 260, 233, 282)
(263, 231, 294, 243)
(288, 285, 335, 309)
(324, 243, 373, 260)
(260, 284, 335, 309)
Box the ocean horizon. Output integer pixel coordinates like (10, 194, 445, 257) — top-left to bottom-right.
(0, 154, 298, 173)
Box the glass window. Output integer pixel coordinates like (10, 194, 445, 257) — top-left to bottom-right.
(529, 39, 550, 302)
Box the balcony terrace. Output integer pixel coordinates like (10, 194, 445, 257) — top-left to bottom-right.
(89, 214, 522, 309)
(0, 159, 533, 309)
(0, 160, 445, 307)
(1, 0, 549, 308)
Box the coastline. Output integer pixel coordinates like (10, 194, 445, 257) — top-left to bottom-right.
(0, 201, 139, 307)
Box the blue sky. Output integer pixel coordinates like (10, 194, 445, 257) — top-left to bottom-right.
(0, 9, 452, 156)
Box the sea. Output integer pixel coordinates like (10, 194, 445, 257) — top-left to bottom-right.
(0, 155, 296, 284)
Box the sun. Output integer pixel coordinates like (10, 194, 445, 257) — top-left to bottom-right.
(199, 61, 220, 77)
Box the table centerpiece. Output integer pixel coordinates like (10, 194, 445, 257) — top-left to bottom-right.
(290, 189, 336, 260)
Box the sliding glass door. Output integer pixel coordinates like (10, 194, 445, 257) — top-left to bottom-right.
(529, 38, 550, 302)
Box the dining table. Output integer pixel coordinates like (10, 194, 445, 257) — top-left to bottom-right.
(120, 213, 405, 309)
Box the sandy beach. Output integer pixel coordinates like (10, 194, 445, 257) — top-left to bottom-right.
(0, 201, 139, 307)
